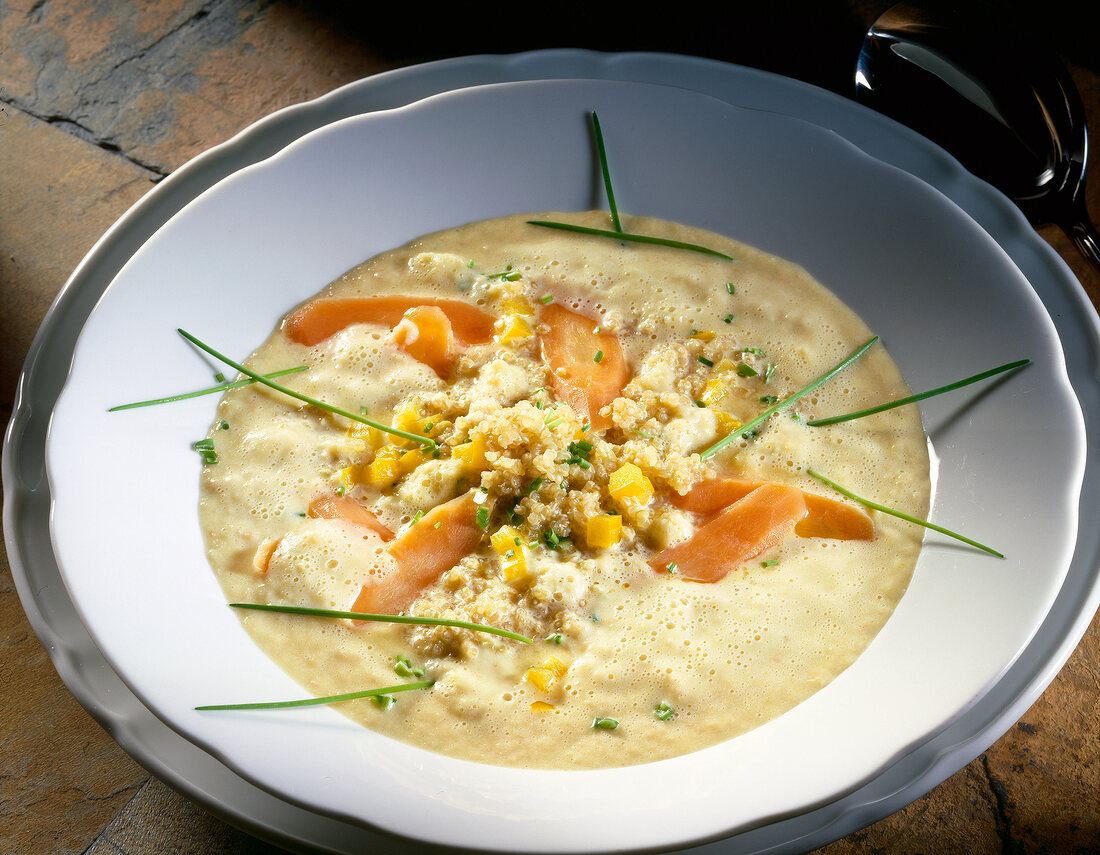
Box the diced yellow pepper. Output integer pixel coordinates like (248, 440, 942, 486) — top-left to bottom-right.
(499, 314, 533, 344)
(491, 525, 527, 581)
(452, 436, 488, 471)
(339, 465, 360, 490)
(366, 455, 400, 487)
(398, 448, 426, 477)
(608, 462, 654, 505)
(690, 330, 716, 341)
(586, 514, 623, 549)
(490, 525, 523, 555)
(346, 423, 386, 451)
(526, 656, 568, 693)
(714, 410, 742, 434)
(501, 295, 533, 316)
(530, 701, 556, 712)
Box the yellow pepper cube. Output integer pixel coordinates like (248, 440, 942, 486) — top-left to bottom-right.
(713, 410, 742, 434)
(452, 436, 488, 471)
(608, 463, 654, 505)
(499, 314, 533, 344)
(526, 656, 568, 693)
(366, 455, 400, 487)
(501, 295, 533, 316)
(339, 465, 360, 490)
(491, 526, 527, 581)
(530, 701, 556, 712)
(398, 448, 426, 476)
(690, 330, 716, 341)
(586, 514, 623, 549)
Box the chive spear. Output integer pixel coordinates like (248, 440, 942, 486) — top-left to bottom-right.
(108, 365, 308, 411)
(228, 602, 533, 644)
(528, 112, 736, 261)
(806, 359, 1031, 426)
(196, 680, 434, 711)
(176, 329, 437, 451)
(700, 336, 879, 460)
(806, 468, 1003, 558)
(590, 111, 622, 233)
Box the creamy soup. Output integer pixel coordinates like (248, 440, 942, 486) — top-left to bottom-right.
(198, 211, 930, 769)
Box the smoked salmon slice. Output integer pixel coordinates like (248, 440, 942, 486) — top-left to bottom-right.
(538, 302, 628, 432)
(350, 491, 484, 615)
(669, 477, 874, 541)
(283, 296, 494, 347)
(650, 483, 808, 582)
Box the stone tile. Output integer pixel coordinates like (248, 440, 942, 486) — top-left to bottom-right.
(0, 0, 386, 175)
(819, 761, 1004, 854)
(0, 104, 155, 427)
(84, 778, 289, 855)
(0, 552, 149, 855)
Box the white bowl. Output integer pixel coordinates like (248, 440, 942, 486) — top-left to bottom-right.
(45, 78, 1084, 852)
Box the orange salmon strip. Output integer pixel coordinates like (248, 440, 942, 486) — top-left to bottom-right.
(351, 491, 484, 615)
(392, 305, 456, 376)
(650, 483, 808, 582)
(283, 296, 495, 347)
(539, 302, 628, 432)
(669, 477, 873, 541)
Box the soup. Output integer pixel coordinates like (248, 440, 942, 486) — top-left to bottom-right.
(197, 211, 930, 769)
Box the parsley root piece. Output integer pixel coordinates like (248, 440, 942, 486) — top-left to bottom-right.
(669, 477, 874, 541)
(308, 494, 395, 542)
(349, 491, 484, 616)
(538, 303, 628, 432)
(283, 296, 494, 347)
(650, 483, 808, 582)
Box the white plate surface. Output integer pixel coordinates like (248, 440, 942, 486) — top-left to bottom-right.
(43, 77, 1084, 853)
(6, 51, 1099, 855)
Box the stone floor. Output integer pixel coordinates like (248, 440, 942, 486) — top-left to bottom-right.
(2, 1, 1099, 853)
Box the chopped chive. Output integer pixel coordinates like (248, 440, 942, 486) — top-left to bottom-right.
(410, 510, 423, 525)
(654, 701, 675, 721)
(228, 602, 533, 643)
(665, 561, 677, 574)
(694, 400, 707, 408)
(546, 633, 564, 644)
(191, 438, 218, 465)
(214, 372, 226, 383)
(591, 111, 622, 234)
(539, 294, 554, 304)
(592, 716, 619, 730)
(806, 359, 1031, 427)
(219, 420, 230, 430)
(525, 477, 545, 495)
(176, 330, 436, 451)
(726, 282, 736, 294)
(742, 347, 766, 357)
(759, 395, 779, 404)
(196, 680, 433, 711)
(527, 220, 736, 261)
(700, 337, 878, 461)
(736, 363, 757, 377)
(761, 559, 779, 567)
(394, 654, 425, 678)
(372, 694, 397, 711)
(594, 349, 604, 363)
(723, 314, 734, 324)
(764, 363, 775, 383)
(698, 356, 715, 368)
(109, 365, 309, 411)
(806, 469, 1003, 558)
(476, 506, 490, 531)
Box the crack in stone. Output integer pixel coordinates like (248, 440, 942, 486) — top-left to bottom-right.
(978, 753, 1018, 853)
